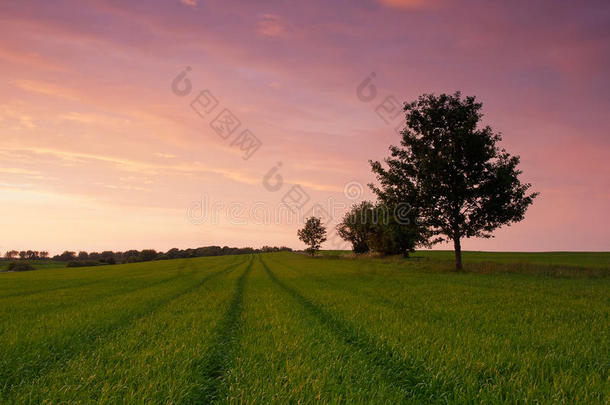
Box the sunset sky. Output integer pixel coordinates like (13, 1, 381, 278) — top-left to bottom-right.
(1, 0, 609, 254)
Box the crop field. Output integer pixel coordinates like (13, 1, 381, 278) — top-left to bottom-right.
(1, 252, 608, 403)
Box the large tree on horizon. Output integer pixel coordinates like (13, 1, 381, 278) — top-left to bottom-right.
(370, 92, 538, 270)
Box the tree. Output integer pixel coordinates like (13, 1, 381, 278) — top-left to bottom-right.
(18, 251, 27, 260)
(4, 250, 18, 259)
(366, 203, 426, 256)
(336, 201, 376, 254)
(57, 251, 76, 261)
(371, 92, 538, 270)
(39, 251, 49, 259)
(100, 251, 116, 264)
(297, 217, 327, 256)
(78, 251, 89, 260)
(139, 249, 158, 262)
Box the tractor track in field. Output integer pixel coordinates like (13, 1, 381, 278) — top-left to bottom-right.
(0, 256, 248, 396)
(0, 263, 201, 334)
(186, 255, 254, 404)
(0, 263, 191, 301)
(0, 257, 215, 301)
(0, 279, 116, 301)
(0, 258, 243, 333)
(260, 255, 450, 403)
(264, 254, 409, 316)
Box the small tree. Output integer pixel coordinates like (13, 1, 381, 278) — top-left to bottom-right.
(366, 203, 426, 256)
(371, 92, 538, 270)
(57, 251, 77, 261)
(297, 217, 327, 256)
(336, 201, 376, 254)
(139, 249, 158, 262)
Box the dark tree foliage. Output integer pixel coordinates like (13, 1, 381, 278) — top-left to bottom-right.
(139, 249, 158, 262)
(7, 261, 35, 271)
(27, 245, 290, 267)
(297, 217, 327, 256)
(56, 251, 76, 261)
(4, 250, 18, 259)
(336, 201, 426, 256)
(371, 92, 538, 270)
(336, 201, 376, 254)
(366, 203, 424, 256)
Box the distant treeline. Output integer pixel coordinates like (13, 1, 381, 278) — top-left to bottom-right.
(2, 246, 292, 268)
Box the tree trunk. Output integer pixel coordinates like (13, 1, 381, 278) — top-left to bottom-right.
(453, 237, 463, 271)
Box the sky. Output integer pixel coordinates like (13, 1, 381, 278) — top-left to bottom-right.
(1, 0, 609, 254)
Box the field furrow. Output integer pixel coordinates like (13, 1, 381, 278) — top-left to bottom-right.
(1, 252, 608, 404)
(0, 255, 247, 396)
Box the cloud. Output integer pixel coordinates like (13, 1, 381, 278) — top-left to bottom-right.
(2, 146, 261, 185)
(180, 0, 197, 7)
(153, 152, 177, 159)
(12, 79, 79, 100)
(256, 14, 288, 38)
(377, 0, 435, 8)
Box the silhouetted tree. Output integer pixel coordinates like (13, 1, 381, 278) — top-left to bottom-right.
(165, 248, 181, 259)
(100, 251, 115, 264)
(366, 203, 425, 256)
(371, 92, 538, 270)
(78, 251, 89, 260)
(139, 249, 158, 262)
(336, 201, 376, 254)
(297, 217, 327, 256)
(4, 250, 18, 259)
(57, 251, 76, 261)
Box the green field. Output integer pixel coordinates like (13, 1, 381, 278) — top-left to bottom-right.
(0, 260, 66, 272)
(1, 253, 608, 403)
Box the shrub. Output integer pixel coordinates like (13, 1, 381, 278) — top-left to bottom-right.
(66, 260, 103, 268)
(7, 261, 35, 271)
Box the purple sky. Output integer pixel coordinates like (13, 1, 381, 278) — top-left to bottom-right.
(1, 0, 609, 253)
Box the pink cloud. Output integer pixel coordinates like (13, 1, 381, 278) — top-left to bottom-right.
(256, 14, 288, 38)
(0, 0, 608, 252)
(377, 0, 438, 8)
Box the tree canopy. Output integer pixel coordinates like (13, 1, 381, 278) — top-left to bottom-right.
(370, 92, 538, 269)
(298, 217, 327, 256)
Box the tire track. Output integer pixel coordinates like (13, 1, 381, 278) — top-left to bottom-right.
(265, 254, 404, 313)
(0, 256, 247, 395)
(0, 258, 206, 301)
(260, 255, 449, 403)
(0, 260, 211, 341)
(185, 255, 254, 404)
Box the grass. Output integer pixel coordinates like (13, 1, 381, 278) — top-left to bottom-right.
(411, 250, 610, 269)
(0, 260, 66, 272)
(321, 250, 610, 277)
(0, 252, 608, 403)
